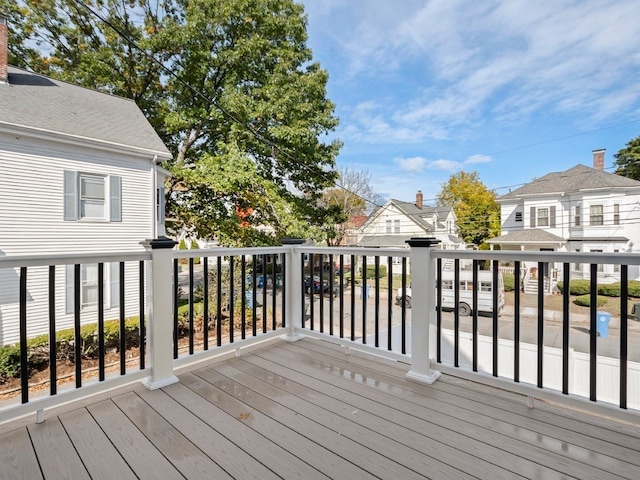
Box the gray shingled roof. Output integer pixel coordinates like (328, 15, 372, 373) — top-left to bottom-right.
(0, 66, 171, 158)
(487, 229, 565, 244)
(499, 164, 640, 200)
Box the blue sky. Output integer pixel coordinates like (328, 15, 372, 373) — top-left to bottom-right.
(300, 0, 640, 206)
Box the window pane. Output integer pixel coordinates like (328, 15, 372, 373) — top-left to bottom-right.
(81, 200, 105, 218)
(81, 176, 105, 199)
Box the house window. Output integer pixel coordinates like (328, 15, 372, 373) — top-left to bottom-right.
(394, 219, 400, 233)
(573, 249, 581, 271)
(574, 206, 580, 226)
(65, 263, 120, 312)
(613, 204, 620, 225)
(64, 170, 122, 222)
(590, 205, 603, 226)
(590, 249, 604, 272)
(385, 220, 392, 234)
(537, 208, 549, 227)
(392, 256, 402, 265)
(614, 249, 620, 273)
(515, 211, 523, 222)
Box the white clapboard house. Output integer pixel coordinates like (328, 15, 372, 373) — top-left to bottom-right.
(0, 56, 172, 345)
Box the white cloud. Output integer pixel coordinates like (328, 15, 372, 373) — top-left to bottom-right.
(428, 159, 460, 171)
(465, 155, 492, 165)
(394, 156, 427, 172)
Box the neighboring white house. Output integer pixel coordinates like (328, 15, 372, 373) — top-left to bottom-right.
(356, 191, 465, 273)
(0, 31, 172, 345)
(488, 149, 640, 290)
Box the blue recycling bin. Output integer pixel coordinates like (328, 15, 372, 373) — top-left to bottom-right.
(596, 311, 611, 338)
(360, 284, 370, 299)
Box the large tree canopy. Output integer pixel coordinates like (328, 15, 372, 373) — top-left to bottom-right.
(614, 135, 640, 181)
(436, 171, 500, 246)
(2, 0, 341, 246)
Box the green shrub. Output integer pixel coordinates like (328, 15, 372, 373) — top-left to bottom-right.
(503, 273, 515, 292)
(0, 344, 21, 380)
(556, 280, 591, 295)
(574, 294, 607, 307)
(628, 281, 640, 298)
(598, 283, 620, 297)
(190, 240, 201, 264)
(365, 264, 387, 279)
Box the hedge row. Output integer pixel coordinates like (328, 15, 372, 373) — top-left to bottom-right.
(0, 317, 141, 383)
(556, 280, 640, 297)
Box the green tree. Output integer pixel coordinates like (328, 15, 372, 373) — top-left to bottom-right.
(614, 135, 640, 180)
(2, 0, 341, 246)
(436, 171, 500, 246)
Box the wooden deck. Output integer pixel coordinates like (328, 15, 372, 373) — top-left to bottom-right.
(1, 338, 640, 479)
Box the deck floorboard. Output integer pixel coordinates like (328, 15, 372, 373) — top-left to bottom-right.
(1, 337, 639, 480)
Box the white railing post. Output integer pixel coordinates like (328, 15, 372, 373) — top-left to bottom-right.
(406, 237, 442, 384)
(281, 238, 305, 342)
(141, 236, 179, 389)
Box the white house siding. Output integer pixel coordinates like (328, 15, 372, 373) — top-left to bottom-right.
(0, 133, 156, 345)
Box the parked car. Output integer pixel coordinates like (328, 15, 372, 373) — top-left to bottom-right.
(304, 276, 337, 296)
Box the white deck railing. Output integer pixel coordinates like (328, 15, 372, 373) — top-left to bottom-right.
(2, 237, 639, 425)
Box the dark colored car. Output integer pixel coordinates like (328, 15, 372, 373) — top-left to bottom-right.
(304, 276, 337, 296)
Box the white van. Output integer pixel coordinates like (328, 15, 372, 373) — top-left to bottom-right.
(396, 270, 505, 316)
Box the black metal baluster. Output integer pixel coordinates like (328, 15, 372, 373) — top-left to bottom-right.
(139, 260, 145, 370)
(401, 257, 406, 354)
(281, 253, 286, 329)
(319, 254, 325, 334)
(301, 254, 306, 329)
(514, 261, 521, 383)
(173, 258, 179, 359)
(48, 265, 57, 395)
(98, 263, 105, 381)
(562, 264, 570, 394)
(204, 256, 209, 349)
(119, 262, 125, 374)
(589, 263, 597, 401)
(472, 260, 478, 372)
(20, 267, 28, 403)
(309, 253, 315, 331)
(188, 257, 194, 355)
(436, 258, 442, 363)
(217, 257, 223, 345)
(74, 264, 82, 388)
(229, 256, 235, 343)
(387, 257, 393, 351)
(536, 261, 544, 387)
(454, 259, 460, 368)
(339, 255, 344, 338)
(492, 260, 499, 377)
(620, 265, 628, 409)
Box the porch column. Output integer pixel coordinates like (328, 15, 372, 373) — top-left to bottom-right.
(406, 237, 442, 384)
(281, 238, 305, 342)
(141, 236, 179, 389)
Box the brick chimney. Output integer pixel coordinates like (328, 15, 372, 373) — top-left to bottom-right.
(592, 149, 605, 171)
(415, 190, 423, 209)
(0, 14, 7, 84)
